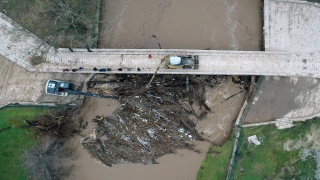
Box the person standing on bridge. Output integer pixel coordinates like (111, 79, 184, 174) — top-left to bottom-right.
(86, 45, 93, 52)
(99, 68, 107, 72)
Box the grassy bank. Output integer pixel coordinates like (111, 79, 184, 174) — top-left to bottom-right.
(197, 136, 233, 180)
(0, 107, 50, 180)
(234, 120, 320, 179)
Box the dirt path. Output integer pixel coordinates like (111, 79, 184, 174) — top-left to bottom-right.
(99, 0, 262, 51)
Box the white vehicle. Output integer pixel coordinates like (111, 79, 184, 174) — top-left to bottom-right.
(45, 79, 116, 99)
(45, 79, 74, 96)
(165, 55, 199, 69)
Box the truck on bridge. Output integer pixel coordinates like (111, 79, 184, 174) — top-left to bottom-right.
(146, 54, 199, 88)
(165, 55, 199, 69)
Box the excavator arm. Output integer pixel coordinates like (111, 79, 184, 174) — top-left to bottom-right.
(146, 55, 171, 89)
(63, 89, 117, 99)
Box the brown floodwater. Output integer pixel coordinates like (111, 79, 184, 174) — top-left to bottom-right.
(66, 98, 211, 180)
(68, 0, 263, 179)
(98, 0, 262, 51)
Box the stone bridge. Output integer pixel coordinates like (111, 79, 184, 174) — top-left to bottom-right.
(34, 48, 320, 77)
(0, 0, 320, 107)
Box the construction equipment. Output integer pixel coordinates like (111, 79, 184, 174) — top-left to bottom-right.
(146, 55, 168, 89)
(45, 79, 116, 99)
(165, 54, 199, 69)
(146, 54, 199, 89)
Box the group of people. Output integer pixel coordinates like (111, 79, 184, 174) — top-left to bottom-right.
(68, 46, 93, 52)
(93, 67, 112, 72)
(93, 67, 141, 72)
(66, 47, 145, 72)
(63, 67, 141, 72)
(62, 67, 83, 72)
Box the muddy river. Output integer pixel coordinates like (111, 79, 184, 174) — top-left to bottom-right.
(99, 0, 262, 51)
(67, 0, 262, 179)
(67, 98, 211, 180)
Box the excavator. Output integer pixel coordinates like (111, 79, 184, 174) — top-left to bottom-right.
(45, 79, 116, 99)
(165, 54, 199, 69)
(146, 54, 199, 88)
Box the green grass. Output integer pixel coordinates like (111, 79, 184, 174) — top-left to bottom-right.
(197, 136, 233, 180)
(234, 120, 320, 179)
(0, 107, 50, 180)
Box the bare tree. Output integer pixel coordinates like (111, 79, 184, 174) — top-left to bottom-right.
(43, 0, 99, 48)
(23, 136, 75, 180)
(1, 0, 100, 48)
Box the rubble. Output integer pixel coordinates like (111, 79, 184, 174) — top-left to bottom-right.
(276, 118, 294, 129)
(80, 74, 230, 166)
(248, 135, 261, 146)
(23, 108, 79, 139)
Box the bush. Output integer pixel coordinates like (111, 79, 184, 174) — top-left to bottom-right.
(23, 136, 74, 180)
(29, 55, 45, 66)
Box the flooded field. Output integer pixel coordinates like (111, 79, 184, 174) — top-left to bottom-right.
(67, 0, 263, 179)
(98, 0, 262, 51)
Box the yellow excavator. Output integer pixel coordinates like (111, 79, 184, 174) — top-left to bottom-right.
(165, 54, 199, 69)
(146, 54, 199, 88)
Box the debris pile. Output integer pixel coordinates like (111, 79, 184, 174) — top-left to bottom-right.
(82, 74, 229, 166)
(247, 135, 261, 146)
(23, 108, 79, 138)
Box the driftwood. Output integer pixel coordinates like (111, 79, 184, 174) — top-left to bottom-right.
(23, 108, 79, 139)
(80, 74, 234, 166)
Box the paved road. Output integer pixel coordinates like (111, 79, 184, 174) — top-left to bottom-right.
(41, 48, 319, 77)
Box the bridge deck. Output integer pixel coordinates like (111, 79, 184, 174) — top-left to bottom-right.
(40, 48, 319, 77)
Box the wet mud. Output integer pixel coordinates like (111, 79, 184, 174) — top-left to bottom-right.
(196, 77, 246, 145)
(245, 76, 320, 124)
